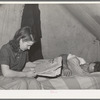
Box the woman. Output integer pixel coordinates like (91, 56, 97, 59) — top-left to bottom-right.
(0, 26, 42, 89)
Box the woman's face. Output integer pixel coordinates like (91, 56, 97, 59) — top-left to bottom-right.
(19, 39, 34, 51)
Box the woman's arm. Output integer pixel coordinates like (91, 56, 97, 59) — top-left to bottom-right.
(1, 64, 36, 78)
(23, 62, 36, 72)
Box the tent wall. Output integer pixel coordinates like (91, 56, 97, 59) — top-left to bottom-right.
(0, 4, 24, 48)
(39, 4, 100, 62)
(63, 4, 100, 41)
(0, 4, 100, 63)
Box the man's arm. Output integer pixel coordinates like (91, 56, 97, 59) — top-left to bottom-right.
(60, 54, 69, 69)
(60, 54, 72, 76)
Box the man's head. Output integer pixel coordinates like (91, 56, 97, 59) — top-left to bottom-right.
(13, 26, 36, 51)
(92, 62, 100, 72)
(80, 62, 100, 73)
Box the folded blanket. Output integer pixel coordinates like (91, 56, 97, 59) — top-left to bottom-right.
(23, 57, 62, 77)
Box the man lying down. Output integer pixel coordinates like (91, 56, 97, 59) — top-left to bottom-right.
(23, 53, 100, 77)
(60, 54, 100, 76)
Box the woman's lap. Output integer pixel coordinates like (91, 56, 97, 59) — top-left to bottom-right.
(0, 76, 42, 90)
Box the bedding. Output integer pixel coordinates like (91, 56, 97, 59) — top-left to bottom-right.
(23, 57, 62, 77)
(39, 75, 100, 89)
(37, 55, 100, 89)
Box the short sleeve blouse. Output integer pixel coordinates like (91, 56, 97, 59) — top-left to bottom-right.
(0, 43, 29, 75)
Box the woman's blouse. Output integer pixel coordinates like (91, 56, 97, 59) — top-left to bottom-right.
(0, 43, 29, 75)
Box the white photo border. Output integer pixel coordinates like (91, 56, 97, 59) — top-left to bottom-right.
(0, 1, 100, 99)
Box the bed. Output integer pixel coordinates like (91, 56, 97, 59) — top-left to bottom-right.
(37, 54, 100, 89)
(0, 54, 100, 90)
(37, 74, 100, 89)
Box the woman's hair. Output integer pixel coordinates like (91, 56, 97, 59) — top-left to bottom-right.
(93, 62, 100, 72)
(9, 26, 36, 52)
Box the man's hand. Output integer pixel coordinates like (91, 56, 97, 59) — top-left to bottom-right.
(62, 68, 72, 76)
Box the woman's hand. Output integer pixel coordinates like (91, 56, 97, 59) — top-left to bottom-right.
(25, 62, 36, 68)
(25, 70, 37, 78)
(62, 68, 72, 76)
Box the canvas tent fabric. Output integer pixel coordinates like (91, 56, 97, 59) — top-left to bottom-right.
(62, 4, 100, 41)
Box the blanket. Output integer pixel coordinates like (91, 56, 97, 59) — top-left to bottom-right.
(39, 75, 100, 89)
(38, 54, 100, 89)
(23, 57, 62, 77)
(33, 57, 62, 77)
(23, 54, 100, 89)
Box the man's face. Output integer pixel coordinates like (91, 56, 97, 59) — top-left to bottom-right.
(88, 63, 96, 73)
(81, 63, 96, 73)
(19, 39, 34, 51)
